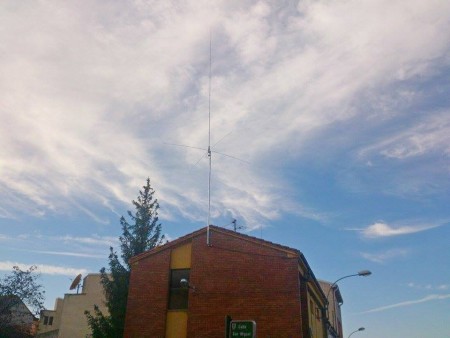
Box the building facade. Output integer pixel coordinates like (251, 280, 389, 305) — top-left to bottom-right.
(37, 298, 63, 338)
(318, 281, 343, 338)
(124, 225, 328, 338)
(36, 274, 108, 338)
(0, 295, 37, 337)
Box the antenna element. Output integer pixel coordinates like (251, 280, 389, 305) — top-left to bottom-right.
(207, 31, 212, 246)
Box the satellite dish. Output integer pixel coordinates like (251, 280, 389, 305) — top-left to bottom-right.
(69, 274, 82, 292)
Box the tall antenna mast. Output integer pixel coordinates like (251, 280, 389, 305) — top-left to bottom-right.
(163, 33, 248, 245)
(207, 32, 212, 246)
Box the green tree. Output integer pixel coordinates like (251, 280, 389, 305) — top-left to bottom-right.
(0, 265, 45, 338)
(86, 178, 164, 338)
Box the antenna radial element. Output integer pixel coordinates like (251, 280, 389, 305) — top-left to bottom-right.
(207, 31, 212, 246)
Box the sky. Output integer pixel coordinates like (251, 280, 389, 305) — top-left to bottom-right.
(0, 0, 449, 337)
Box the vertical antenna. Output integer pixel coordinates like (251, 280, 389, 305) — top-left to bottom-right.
(207, 31, 212, 246)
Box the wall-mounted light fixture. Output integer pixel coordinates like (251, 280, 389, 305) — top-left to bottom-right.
(180, 278, 196, 291)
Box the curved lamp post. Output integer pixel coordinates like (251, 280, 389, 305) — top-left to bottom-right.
(326, 270, 372, 301)
(325, 271, 371, 337)
(348, 327, 365, 338)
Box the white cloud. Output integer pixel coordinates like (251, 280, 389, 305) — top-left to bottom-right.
(361, 248, 410, 263)
(359, 222, 443, 238)
(52, 235, 119, 247)
(0, 234, 120, 258)
(0, 234, 10, 241)
(27, 250, 105, 259)
(0, 261, 88, 276)
(407, 282, 450, 291)
(362, 294, 450, 313)
(0, 0, 449, 228)
(359, 112, 450, 160)
(0, 206, 15, 219)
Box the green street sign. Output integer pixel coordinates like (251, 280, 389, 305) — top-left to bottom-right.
(229, 320, 256, 338)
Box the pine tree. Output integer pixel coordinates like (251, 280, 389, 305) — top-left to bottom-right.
(86, 178, 164, 338)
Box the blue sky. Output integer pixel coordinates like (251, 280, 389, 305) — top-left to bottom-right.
(1, 1, 449, 337)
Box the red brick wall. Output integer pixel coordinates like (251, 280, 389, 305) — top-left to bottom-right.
(124, 248, 170, 338)
(124, 229, 303, 338)
(187, 231, 302, 338)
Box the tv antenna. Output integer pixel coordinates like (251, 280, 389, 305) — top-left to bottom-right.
(69, 274, 82, 294)
(231, 219, 246, 232)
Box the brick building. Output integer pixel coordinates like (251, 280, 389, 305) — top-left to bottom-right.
(124, 225, 328, 338)
(0, 295, 37, 337)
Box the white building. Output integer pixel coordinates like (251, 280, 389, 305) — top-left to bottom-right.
(37, 274, 108, 338)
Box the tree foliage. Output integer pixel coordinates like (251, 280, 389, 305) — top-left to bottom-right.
(0, 265, 44, 338)
(86, 178, 164, 338)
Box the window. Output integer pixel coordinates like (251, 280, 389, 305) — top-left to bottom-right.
(315, 307, 321, 320)
(309, 300, 314, 328)
(168, 269, 190, 310)
(42, 315, 53, 325)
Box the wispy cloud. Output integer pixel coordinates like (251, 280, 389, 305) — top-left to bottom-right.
(27, 250, 105, 259)
(0, 206, 14, 219)
(0, 233, 117, 253)
(361, 248, 410, 263)
(52, 235, 119, 247)
(0, 234, 11, 241)
(0, 261, 88, 276)
(359, 112, 450, 160)
(0, 234, 119, 247)
(0, 0, 449, 228)
(361, 294, 450, 313)
(348, 221, 444, 238)
(407, 282, 450, 291)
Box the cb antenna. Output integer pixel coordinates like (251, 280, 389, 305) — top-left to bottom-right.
(207, 31, 212, 246)
(163, 33, 249, 245)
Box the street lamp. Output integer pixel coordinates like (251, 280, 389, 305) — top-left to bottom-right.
(348, 327, 365, 338)
(326, 270, 372, 301)
(324, 271, 371, 337)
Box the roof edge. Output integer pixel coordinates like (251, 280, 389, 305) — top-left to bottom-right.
(129, 225, 302, 264)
